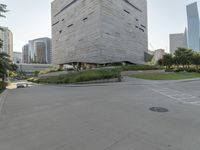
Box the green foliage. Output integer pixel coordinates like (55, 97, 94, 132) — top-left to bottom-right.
(0, 4, 8, 18)
(28, 65, 162, 84)
(27, 77, 39, 82)
(0, 39, 3, 48)
(121, 65, 160, 71)
(0, 52, 16, 89)
(158, 47, 200, 72)
(161, 54, 174, 69)
(0, 4, 9, 89)
(9, 71, 18, 78)
(174, 48, 193, 69)
(38, 67, 60, 75)
(34, 70, 40, 77)
(192, 52, 200, 70)
(28, 69, 121, 84)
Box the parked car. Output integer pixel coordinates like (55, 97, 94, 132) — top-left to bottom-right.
(17, 83, 28, 88)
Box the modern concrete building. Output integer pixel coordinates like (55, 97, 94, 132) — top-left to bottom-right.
(22, 37, 52, 64)
(169, 32, 187, 54)
(0, 26, 13, 60)
(148, 49, 165, 64)
(52, 0, 148, 66)
(13, 51, 22, 64)
(187, 2, 200, 52)
(151, 49, 165, 64)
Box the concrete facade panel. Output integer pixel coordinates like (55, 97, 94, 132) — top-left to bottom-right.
(52, 0, 148, 65)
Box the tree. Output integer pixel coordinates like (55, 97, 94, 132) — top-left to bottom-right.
(157, 59, 163, 66)
(0, 4, 8, 18)
(0, 53, 17, 89)
(174, 48, 193, 70)
(0, 39, 2, 48)
(192, 52, 200, 71)
(162, 54, 174, 70)
(0, 53, 10, 88)
(0, 4, 11, 89)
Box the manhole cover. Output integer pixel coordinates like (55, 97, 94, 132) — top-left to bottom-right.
(149, 107, 169, 113)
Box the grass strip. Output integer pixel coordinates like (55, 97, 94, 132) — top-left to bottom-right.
(130, 72, 200, 80)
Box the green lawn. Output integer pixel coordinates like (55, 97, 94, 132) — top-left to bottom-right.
(130, 72, 200, 80)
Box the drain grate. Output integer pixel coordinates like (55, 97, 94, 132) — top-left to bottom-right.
(149, 107, 169, 113)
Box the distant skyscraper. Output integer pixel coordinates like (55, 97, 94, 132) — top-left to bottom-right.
(22, 44, 29, 63)
(170, 31, 187, 54)
(13, 52, 22, 64)
(187, 2, 200, 52)
(0, 26, 13, 60)
(22, 38, 52, 64)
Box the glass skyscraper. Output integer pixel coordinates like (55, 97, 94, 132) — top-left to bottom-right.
(22, 37, 52, 64)
(187, 2, 200, 52)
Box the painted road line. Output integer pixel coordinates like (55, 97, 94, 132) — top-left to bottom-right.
(149, 86, 200, 105)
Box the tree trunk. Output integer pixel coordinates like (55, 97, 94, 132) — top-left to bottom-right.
(1, 73, 6, 89)
(196, 65, 199, 72)
(176, 65, 179, 70)
(187, 64, 190, 69)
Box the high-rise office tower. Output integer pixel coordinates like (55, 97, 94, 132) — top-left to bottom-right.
(13, 52, 22, 64)
(170, 30, 187, 54)
(22, 44, 29, 63)
(0, 26, 13, 60)
(22, 38, 52, 64)
(187, 2, 200, 52)
(52, 0, 148, 66)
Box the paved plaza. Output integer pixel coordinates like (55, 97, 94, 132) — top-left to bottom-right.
(0, 78, 200, 150)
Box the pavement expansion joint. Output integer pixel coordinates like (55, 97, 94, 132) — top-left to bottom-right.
(0, 90, 8, 114)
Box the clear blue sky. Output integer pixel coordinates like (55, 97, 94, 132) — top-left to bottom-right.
(0, 0, 199, 52)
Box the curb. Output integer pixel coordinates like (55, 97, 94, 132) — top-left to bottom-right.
(75, 78, 121, 84)
(32, 77, 122, 87)
(0, 90, 8, 113)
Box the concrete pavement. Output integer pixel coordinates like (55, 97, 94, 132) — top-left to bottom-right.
(0, 79, 200, 150)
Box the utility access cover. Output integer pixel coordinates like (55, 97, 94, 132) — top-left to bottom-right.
(149, 107, 169, 113)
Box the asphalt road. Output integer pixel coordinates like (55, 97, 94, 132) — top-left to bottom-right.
(0, 78, 200, 150)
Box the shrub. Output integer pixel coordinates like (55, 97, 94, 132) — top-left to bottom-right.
(28, 65, 163, 84)
(162, 54, 174, 69)
(38, 67, 60, 75)
(34, 71, 40, 77)
(186, 68, 197, 73)
(174, 68, 185, 72)
(28, 69, 121, 84)
(174, 68, 200, 73)
(165, 69, 174, 72)
(121, 65, 160, 71)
